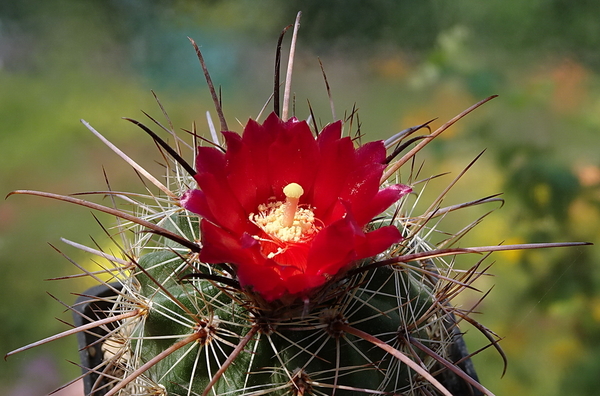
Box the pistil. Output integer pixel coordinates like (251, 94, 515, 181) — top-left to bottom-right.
(282, 183, 304, 227)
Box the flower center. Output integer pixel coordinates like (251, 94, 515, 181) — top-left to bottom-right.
(251, 183, 319, 244)
(249, 183, 323, 263)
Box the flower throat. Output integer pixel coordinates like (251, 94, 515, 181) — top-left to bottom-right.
(250, 183, 321, 258)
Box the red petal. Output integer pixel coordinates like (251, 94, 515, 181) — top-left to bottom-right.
(199, 220, 258, 264)
(260, 112, 285, 140)
(242, 117, 278, 202)
(194, 146, 226, 179)
(223, 131, 259, 212)
(355, 140, 386, 165)
(340, 165, 384, 225)
(311, 135, 355, 219)
(316, 121, 342, 149)
(180, 189, 214, 222)
(268, 121, 319, 199)
(319, 199, 347, 225)
(284, 273, 327, 295)
(195, 172, 248, 234)
(306, 217, 357, 276)
(355, 225, 403, 259)
(360, 184, 412, 223)
(237, 263, 287, 301)
(260, 240, 312, 271)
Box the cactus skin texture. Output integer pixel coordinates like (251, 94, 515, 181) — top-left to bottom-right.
(6, 14, 590, 396)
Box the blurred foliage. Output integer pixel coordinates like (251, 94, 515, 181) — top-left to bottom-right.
(284, 0, 600, 69)
(1, 1, 599, 395)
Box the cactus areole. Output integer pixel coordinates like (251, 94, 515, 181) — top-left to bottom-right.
(181, 113, 412, 301)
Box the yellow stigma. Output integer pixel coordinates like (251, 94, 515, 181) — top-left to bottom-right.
(282, 183, 303, 227)
(283, 182, 304, 199)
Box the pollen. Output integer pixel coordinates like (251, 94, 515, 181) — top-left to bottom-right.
(250, 183, 319, 244)
(251, 201, 317, 243)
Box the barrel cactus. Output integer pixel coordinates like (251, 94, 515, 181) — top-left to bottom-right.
(6, 14, 588, 396)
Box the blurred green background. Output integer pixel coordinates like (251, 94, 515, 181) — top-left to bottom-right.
(1, 1, 599, 395)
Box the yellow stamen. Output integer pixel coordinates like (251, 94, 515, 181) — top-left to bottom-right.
(250, 201, 317, 243)
(282, 183, 304, 227)
(249, 183, 320, 249)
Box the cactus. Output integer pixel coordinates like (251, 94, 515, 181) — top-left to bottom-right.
(5, 14, 589, 396)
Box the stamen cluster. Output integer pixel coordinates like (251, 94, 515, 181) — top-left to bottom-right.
(250, 201, 319, 244)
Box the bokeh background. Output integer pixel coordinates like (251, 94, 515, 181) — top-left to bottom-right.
(1, 1, 599, 395)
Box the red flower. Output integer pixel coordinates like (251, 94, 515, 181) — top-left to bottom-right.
(181, 113, 411, 301)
